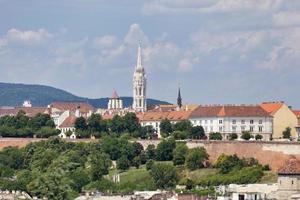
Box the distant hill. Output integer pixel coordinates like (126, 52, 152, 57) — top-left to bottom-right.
(0, 82, 170, 108)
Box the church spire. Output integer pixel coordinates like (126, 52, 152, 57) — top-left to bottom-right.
(177, 87, 182, 109)
(136, 42, 143, 70)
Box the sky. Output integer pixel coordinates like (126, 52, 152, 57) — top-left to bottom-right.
(0, 0, 300, 108)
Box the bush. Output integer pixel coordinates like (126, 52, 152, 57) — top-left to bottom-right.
(209, 132, 222, 140)
(255, 134, 263, 140)
(172, 131, 188, 140)
(156, 138, 176, 161)
(229, 133, 238, 140)
(241, 131, 252, 140)
(146, 159, 154, 171)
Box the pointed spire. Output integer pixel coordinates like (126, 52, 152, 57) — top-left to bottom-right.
(111, 89, 119, 99)
(136, 42, 143, 70)
(177, 86, 182, 109)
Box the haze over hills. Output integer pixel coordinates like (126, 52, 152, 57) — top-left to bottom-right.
(0, 82, 170, 108)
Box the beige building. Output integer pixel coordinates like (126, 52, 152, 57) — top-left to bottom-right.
(260, 102, 298, 140)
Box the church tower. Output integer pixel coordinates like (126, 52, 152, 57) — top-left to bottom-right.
(177, 87, 182, 109)
(132, 43, 147, 112)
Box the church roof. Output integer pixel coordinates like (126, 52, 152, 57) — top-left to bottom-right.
(59, 115, 77, 128)
(278, 156, 300, 175)
(111, 90, 119, 99)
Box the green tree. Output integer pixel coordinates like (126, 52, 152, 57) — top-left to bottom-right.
(150, 163, 178, 189)
(185, 147, 209, 170)
(146, 159, 154, 171)
(35, 127, 60, 138)
(172, 130, 188, 140)
(69, 167, 90, 192)
(173, 143, 188, 165)
(209, 132, 222, 140)
(109, 115, 125, 133)
(160, 119, 173, 138)
(87, 113, 106, 133)
(132, 156, 141, 169)
(283, 127, 291, 139)
(89, 153, 112, 181)
(189, 126, 205, 139)
(74, 117, 87, 130)
(146, 144, 156, 160)
(117, 155, 130, 170)
(156, 138, 176, 161)
(173, 120, 192, 132)
(123, 113, 140, 133)
(132, 142, 144, 157)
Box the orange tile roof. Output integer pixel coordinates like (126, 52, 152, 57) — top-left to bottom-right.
(278, 156, 300, 175)
(138, 111, 191, 122)
(260, 102, 284, 115)
(190, 105, 271, 118)
(59, 115, 77, 128)
(293, 110, 300, 118)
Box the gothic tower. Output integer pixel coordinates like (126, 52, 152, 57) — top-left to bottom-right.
(132, 43, 147, 112)
(177, 87, 182, 109)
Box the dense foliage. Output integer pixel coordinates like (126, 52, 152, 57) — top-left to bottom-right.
(0, 111, 59, 138)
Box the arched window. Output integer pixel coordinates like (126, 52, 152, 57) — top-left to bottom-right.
(139, 99, 142, 107)
(139, 87, 142, 96)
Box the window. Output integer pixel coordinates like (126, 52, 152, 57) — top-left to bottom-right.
(250, 126, 254, 132)
(292, 180, 294, 185)
(205, 127, 208, 132)
(199, 120, 202, 124)
(232, 119, 236, 124)
(250, 119, 254, 124)
(259, 126, 263, 132)
(156, 122, 158, 127)
(241, 120, 245, 124)
(219, 120, 223, 124)
(210, 126, 213, 132)
(210, 120, 213, 124)
(232, 126, 237, 132)
(205, 120, 207, 124)
(219, 126, 223, 132)
(259, 119, 263, 124)
(241, 126, 246, 131)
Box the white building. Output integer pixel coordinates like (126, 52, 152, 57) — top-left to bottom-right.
(189, 105, 273, 140)
(108, 90, 123, 110)
(132, 43, 147, 112)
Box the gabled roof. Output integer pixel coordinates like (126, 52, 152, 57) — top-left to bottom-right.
(50, 102, 95, 114)
(59, 115, 77, 128)
(260, 102, 284, 115)
(190, 105, 271, 118)
(278, 156, 300, 175)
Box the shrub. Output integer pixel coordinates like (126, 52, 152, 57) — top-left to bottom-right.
(146, 159, 154, 171)
(173, 143, 188, 165)
(229, 133, 238, 140)
(209, 132, 222, 140)
(255, 134, 263, 140)
(241, 131, 252, 140)
(150, 163, 178, 189)
(116, 156, 130, 171)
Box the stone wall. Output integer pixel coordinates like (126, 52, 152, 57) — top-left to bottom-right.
(136, 140, 300, 171)
(2, 138, 300, 171)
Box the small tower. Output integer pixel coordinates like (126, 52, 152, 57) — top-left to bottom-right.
(108, 90, 123, 110)
(132, 43, 147, 112)
(177, 87, 182, 109)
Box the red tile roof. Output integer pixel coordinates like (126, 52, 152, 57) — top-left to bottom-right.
(278, 156, 300, 175)
(50, 102, 95, 114)
(0, 107, 48, 117)
(59, 115, 77, 128)
(293, 110, 300, 118)
(190, 105, 271, 118)
(138, 111, 191, 122)
(260, 102, 284, 115)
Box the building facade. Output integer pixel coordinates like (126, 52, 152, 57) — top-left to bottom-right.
(132, 44, 147, 112)
(189, 105, 273, 140)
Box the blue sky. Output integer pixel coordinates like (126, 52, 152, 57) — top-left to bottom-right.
(0, 0, 300, 108)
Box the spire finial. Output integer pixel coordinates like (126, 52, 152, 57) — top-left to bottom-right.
(136, 42, 142, 69)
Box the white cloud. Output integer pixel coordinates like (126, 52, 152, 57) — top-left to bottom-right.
(6, 28, 52, 45)
(93, 35, 118, 48)
(124, 23, 149, 46)
(273, 11, 300, 27)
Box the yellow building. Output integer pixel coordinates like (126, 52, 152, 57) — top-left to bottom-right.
(260, 102, 298, 140)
